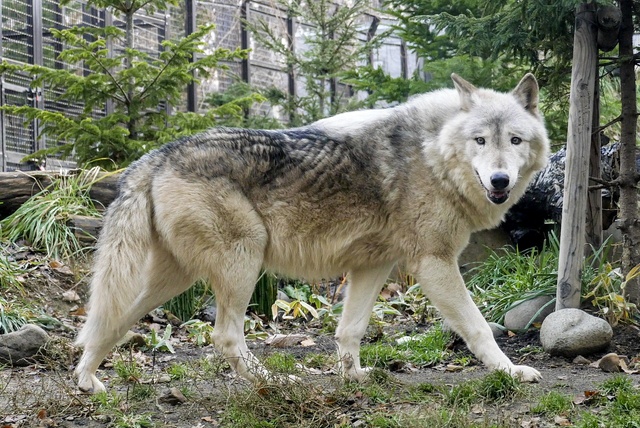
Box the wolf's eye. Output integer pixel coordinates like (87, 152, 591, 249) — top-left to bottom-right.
(511, 136, 522, 145)
(475, 137, 485, 145)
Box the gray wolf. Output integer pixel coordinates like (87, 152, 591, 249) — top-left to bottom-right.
(75, 74, 549, 393)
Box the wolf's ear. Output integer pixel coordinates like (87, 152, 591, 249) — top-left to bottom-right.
(451, 73, 477, 111)
(512, 73, 540, 116)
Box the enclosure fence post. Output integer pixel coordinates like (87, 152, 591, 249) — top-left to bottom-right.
(556, 2, 598, 311)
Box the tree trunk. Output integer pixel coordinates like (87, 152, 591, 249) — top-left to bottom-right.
(617, 0, 640, 303)
(556, 2, 598, 311)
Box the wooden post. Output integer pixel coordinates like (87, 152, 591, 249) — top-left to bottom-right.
(586, 67, 602, 253)
(556, 3, 598, 310)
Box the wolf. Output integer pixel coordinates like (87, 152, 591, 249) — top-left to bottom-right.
(75, 73, 549, 393)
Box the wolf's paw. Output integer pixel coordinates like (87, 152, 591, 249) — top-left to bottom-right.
(342, 366, 373, 382)
(76, 372, 106, 394)
(510, 365, 542, 383)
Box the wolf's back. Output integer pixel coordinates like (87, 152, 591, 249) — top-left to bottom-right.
(75, 161, 156, 346)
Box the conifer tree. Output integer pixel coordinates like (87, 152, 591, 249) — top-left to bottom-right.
(0, 0, 257, 169)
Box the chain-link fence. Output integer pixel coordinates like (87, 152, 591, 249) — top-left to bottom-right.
(0, 0, 418, 171)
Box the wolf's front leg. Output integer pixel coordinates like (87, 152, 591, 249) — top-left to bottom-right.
(335, 264, 395, 381)
(415, 256, 541, 382)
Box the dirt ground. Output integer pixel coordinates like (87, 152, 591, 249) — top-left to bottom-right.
(1, 265, 640, 427)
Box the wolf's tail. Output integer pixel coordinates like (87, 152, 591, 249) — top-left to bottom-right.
(75, 171, 154, 347)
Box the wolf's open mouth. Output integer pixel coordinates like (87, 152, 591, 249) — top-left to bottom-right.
(486, 189, 510, 205)
(476, 170, 511, 205)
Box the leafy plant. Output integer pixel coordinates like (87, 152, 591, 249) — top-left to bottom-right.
(182, 319, 215, 346)
(469, 233, 626, 325)
(584, 263, 640, 326)
(251, 272, 279, 316)
(147, 325, 175, 353)
(0, 168, 103, 261)
(271, 298, 319, 321)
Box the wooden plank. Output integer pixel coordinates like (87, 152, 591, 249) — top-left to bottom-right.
(556, 3, 598, 310)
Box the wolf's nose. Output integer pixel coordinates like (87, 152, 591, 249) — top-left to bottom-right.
(490, 172, 510, 190)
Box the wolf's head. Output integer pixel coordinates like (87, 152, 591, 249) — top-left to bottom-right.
(444, 73, 549, 206)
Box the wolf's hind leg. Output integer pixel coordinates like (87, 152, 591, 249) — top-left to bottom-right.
(208, 257, 267, 383)
(75, 245, 194, 393)
(335, 263, 394, 381)
(152, 177, 270, 383)
(415, 256, 541, 382)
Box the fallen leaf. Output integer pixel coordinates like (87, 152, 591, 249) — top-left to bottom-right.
(70, 306, 87, 316)
(597, 353, 622, 373)
(50, 261, 73, 275)
(300, 338, 316, 347)
(445, 364, 464, 372)
(554, 415, 571, 426)
(265, 334, 310, 347)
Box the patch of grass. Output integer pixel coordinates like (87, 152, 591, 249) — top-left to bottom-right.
(469, 233, 629, 326)
(360, 324, 451, 369)
(113, 356, 143, 384)
(263, 353, 300, 376)
(302, 352, 335, 370)
(90, 390, 124, 412)
(166, 362, 189, 380)
(531, 390, 573, 415)
(0, 168, 104, 261)
(220, 380, 339, 427)
(0, 246, 26, 291)
(599, 374, 634, 395)
(468, 236, 560, 324)
(475, 369, 522, 402)
(112, 412, 155, 428)
(444, 370, 522, 408)
(574, 375, 640, 428)
(0, 297, 28, 334)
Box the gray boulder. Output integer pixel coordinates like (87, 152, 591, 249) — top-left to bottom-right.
(488, 322, 506, 338)
(504, 295, 555, 331)
(540, 309, 612, 357)
(0, 324, 50, 366)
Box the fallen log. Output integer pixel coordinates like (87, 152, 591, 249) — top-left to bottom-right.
(68, 215, 103, 246)
(0, 170, 119, 219)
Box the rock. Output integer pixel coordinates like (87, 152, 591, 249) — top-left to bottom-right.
(0, 324, 50, 366)
(159, 387, 187, 405)
(488, 322, 506, 338)
(115, 330, 147, 348)
(277, 290, 291, 302)
(503, 295, 554, 331)
(540, 309, 612, 357)
(572, 355, 591, 365)
(199, 304, 217, 323)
